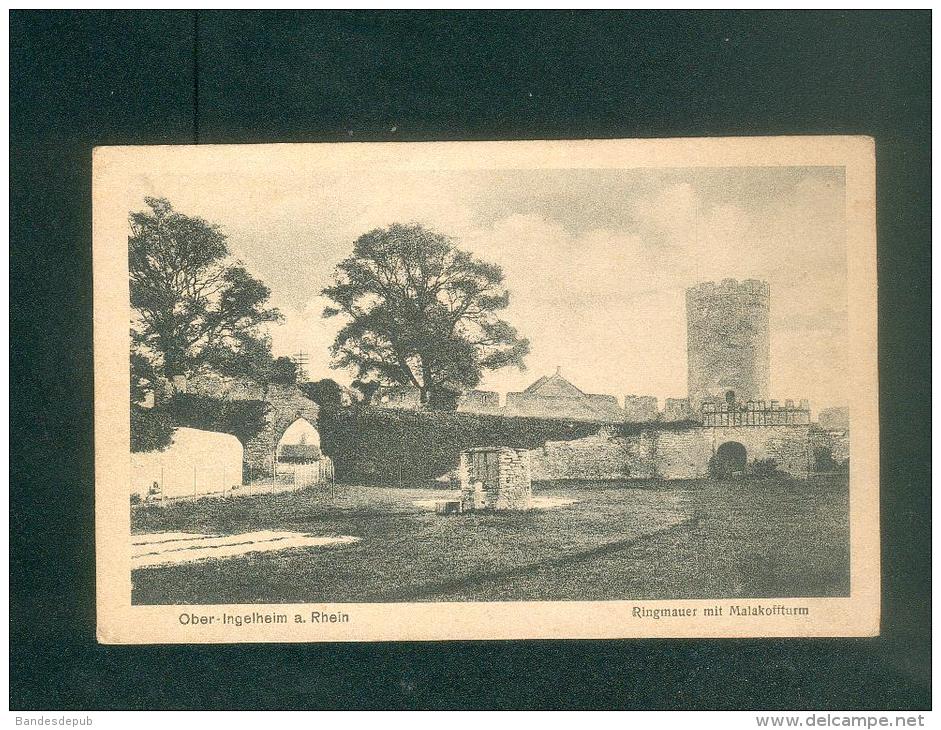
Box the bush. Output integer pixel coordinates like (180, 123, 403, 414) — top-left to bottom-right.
(130, 405, 173, 452)
(351, 379, 379, 405)
(278, 444, 322, 462)
(707, 453, 725, 479)
(813, 446, 838, 472)
(750, 457, 779, 478)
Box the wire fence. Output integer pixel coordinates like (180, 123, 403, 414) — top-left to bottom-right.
(137, 456, 335, 506)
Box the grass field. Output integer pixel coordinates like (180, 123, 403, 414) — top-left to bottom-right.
(130, 474, 849, 604)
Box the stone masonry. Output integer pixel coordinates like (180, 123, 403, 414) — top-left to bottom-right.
(182, 375, 322, 475)
(686, 279, 771, 414)
(457, 389, 501, 413)
(529, 428, 657, 481)
(663, 397, 695, 422)
(529, 422, 814, 481)
(623, 395, 659, 422)
(460, 447, 532, 511)
(244, 384, 321, 474)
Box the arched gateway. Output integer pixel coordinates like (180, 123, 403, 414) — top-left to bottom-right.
(713, 441, 747, 477)
(276, 417, 321, 464)
(244, 384, 321, 476)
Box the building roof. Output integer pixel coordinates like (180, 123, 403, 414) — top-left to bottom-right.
(517, 369, 625, 423)
(522, 367, 586, 399)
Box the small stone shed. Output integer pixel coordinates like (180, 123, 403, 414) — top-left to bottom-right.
(460, 446, 532, 511)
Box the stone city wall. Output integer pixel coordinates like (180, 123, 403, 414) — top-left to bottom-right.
(184, 371, 266, 400)
(810, 427, 851, 465)
(623, 395, 659, 422)
(663, 397, 695, 422)
(505, 392, 615, 421)
(828, 431, 850, 463)
(457, 389, 501, 413)
(530, 423, 814, 481)
(529, 428, 657, 481)
(655, 429, 714, 479)
(179, 375, 322, 474)
(375, 385, 422, 409)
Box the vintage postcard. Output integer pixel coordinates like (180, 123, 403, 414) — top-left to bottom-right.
(94, 136, 878, 643)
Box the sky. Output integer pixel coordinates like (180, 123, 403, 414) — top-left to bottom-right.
(131, 164, 848, 413)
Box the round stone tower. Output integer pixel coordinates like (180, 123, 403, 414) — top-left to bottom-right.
(686, 278, 770, 414)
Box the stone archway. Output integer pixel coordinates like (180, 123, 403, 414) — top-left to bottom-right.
(713, 440, 747, 477)
(276, 417, 321, 467)
(244, 384, 321, 475)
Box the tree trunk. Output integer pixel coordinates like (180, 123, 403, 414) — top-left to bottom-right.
(419, 359, 433, 407)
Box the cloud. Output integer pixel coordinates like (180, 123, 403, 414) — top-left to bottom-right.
(132, 165, 849, 410)
(268, 294, 340, 382)
(629, 181, 704, 245)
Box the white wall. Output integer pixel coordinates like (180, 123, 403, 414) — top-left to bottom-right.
(131, 427, 243, 499)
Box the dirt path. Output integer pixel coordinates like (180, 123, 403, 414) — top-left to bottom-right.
(132, 531, 360, 568)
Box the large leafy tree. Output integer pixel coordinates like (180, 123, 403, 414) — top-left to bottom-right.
(300, 378, 345, 410)
(322, 223, 529, 408)
(129, 197, 281, 400)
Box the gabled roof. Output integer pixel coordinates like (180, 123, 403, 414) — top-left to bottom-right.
(522, 368, 586, 399)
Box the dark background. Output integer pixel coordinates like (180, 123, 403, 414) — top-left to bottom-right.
(10, 10, 930, 710)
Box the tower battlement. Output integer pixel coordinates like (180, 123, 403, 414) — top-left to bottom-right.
(686, 278, 770, 300)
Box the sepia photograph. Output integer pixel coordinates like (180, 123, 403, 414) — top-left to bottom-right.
(93, 137, 879, 642)
(13, 7, 929, 716)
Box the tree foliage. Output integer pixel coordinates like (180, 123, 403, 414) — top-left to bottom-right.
(750, 457, 780, 479)
(351, 379, 380, 405)
(317, 406, 605, 485)
(164, 393, 270, 446)
(130, 404, 174, 453)
(300, 378, 345, 409)
(129, 197, 281, 398)
(131, 394, 271, 454)
(269, 356, 299, 385)
(322, 223, 529, 409)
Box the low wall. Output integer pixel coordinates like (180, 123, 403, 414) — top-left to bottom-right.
(318, 406, 613, 484)
(530, 430, 658, 481)
(131, 427, 243, 499)
(504, 392, 619, 421)
(656, 429, 714, 479)
(319, 404, 813, 485)
(531, 423, 814, 481)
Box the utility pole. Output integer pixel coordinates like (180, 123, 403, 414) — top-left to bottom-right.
(292, 351, 310, 383)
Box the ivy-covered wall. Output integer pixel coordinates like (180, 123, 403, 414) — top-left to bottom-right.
(317, 406, 694, 485)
